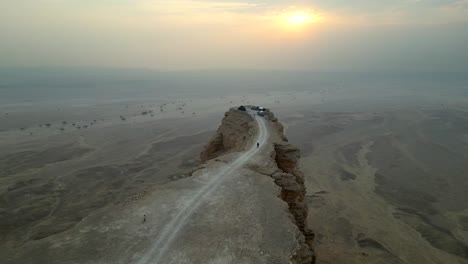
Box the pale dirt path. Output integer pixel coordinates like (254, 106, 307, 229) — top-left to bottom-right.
(137, 113, 269, 264)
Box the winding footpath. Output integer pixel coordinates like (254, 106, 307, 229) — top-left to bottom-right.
(137, 113, 269, 264)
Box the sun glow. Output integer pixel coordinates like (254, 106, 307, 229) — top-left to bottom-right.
(287, 12, 312, 26)
(275, 10, 322, 31)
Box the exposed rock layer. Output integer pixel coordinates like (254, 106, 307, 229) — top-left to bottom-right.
(273, 143, 315, 264)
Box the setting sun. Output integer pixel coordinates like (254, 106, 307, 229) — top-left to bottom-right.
(287, 12, 312, 26)
(275, 10, 323, 31)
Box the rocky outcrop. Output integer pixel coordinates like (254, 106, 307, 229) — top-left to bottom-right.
(258, 110, 315, 263)
(201, 108, 315, 264)
(260, 110, 315, 263)
(200, 109, 257, 162)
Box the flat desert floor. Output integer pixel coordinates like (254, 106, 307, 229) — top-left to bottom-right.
(282, 102, 468, 264)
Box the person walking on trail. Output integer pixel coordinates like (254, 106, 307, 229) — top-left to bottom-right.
(257, 142, 260, 148)
(143, 214, 146, 224)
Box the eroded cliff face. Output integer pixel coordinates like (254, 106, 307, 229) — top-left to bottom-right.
(200, 108, 315, 264)
(200, 109, 257, 162)
(268, 110, 315, 264)
(273, 143, 315, 264)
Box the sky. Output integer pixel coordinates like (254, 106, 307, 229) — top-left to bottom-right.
(1, 0, 468, 71)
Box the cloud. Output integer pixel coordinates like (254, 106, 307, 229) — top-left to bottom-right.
(198, 0, 468, 23)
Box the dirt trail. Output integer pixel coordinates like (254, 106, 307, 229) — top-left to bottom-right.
(137, 113, 269, 264)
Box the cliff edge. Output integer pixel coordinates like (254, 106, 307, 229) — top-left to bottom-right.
(200, 108, 315, 264)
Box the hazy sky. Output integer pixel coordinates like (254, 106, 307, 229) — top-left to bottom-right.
(1, 0, 468, 71)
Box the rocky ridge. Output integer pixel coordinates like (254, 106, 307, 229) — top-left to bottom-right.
(200, 107, 315, 264)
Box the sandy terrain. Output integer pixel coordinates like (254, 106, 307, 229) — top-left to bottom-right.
(2, 83, 468, 264)
(0, 99, 223, 259)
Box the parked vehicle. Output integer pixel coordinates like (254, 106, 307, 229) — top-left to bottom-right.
(238, 105, 247, 111)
